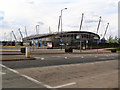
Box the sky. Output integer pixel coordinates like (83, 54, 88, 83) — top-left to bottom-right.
(0, 0, 119, 41)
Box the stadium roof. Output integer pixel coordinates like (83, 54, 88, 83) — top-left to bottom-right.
(23, 31, 100, 41)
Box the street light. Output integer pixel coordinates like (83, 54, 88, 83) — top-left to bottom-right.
(60, 8, 67, 50)
(61, 8, 67, 33)
(36, 25, 39, 35)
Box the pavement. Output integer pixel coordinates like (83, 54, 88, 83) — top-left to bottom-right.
(2, 65, 49, 88)
(1, 47, 116, 61)
(0, 52, 24, 55)
(15, 60, 118, 88)
(1, 55, 118, 88)
(1, 46, 119, 88)
(0, 48, 118, 61)
(1, 55, 35, 61)
(30, 48, 112, 54)
(2, 53, 118, 69)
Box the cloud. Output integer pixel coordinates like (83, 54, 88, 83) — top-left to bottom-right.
(28, 1, 34, 4)
(67, 25, 79, 28)
(37, 21, 44, 25)
(85, 20, 98, 23)
(0, 10, 5, 21)
(0, 0, 118, 41)
(0, 21, 11, 29)
(0, 16, 4, 20)
(0, 10, 5, 15)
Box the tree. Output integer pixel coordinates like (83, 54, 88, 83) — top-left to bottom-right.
(107, 36, 118, 43)
(118, 38, 120, 44)
(114, 36, 118, 43)
(107, 36, 114, 43)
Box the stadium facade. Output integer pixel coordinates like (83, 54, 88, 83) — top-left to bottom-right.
(23, 31, 100, 49)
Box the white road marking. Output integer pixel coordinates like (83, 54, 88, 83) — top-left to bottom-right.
(88, 61, 112, 64)
(21, 74, 42, 84)
(81, 56, 84, 58)
(0, 64, 75, 89)
(35, 57, 41, 59)
(0, 71, 6, 75)
(52, 82, 76, 88)
(64, 57, 68, 59)
(44, 85, 53, 88)
(0, 64, 19, 74)
(95, 56, 98, 57)
(0, 64, 52, 89)
(41, 58, 44, 60)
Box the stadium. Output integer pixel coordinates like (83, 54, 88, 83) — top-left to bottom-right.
(23, 31, 100, 49)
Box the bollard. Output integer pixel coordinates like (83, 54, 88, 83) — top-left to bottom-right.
(26, 47, 30, 58)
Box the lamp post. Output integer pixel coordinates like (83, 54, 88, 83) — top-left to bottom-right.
(35, 25, 39, 48)
(36, 25, 39, 35)
(60, 8, 67, 50)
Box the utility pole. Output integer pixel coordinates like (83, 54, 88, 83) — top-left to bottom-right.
(79, 13, 84, 52)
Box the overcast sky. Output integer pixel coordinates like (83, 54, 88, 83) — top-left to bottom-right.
(0, 0, 118, 41)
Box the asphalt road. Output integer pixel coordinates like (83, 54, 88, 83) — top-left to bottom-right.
(1, 53, 118, 88)
(2, 54, 118, 69)
(2, 67, 48, 88)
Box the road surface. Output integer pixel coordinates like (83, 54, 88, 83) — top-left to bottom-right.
(1, 53, 118, 88)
